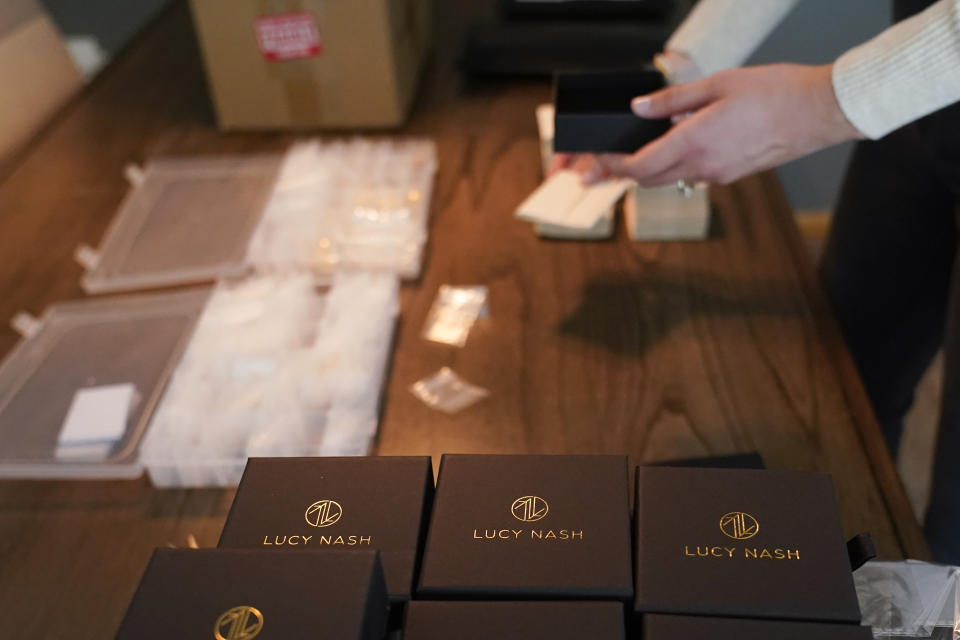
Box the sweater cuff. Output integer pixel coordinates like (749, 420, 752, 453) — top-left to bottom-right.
(833, 0, 960, 139)
(666, 0, 801, 77)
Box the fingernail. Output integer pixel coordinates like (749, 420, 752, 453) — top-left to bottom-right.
(631, 97, 651, 116)
(582, 167, 603, 185)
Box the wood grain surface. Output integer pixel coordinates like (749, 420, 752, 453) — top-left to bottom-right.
(0, 2, 927, 638)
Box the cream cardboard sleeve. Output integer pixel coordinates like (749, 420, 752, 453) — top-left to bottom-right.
(404, 601, 626, 640)
(642, 614, 873, 640)
(114, 549, 388, 640)
(633, 467, 861, 623)
(218, 456, 433, 603)
(417, 454, 633, 600)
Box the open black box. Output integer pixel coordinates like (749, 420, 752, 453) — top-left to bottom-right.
(405, 601, 626, 640)
(217, 456, 433, 604)
(633, 466, 862, 623)
(553, 70, 671, 153)
(418, 454, 633, 600)
(114, 548, 388, 640)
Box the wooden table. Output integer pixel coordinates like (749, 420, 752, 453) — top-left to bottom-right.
(0, 2, 927, 638)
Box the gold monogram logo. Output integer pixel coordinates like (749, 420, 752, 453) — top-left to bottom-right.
(719, 512, 759, 540)
(214, 606, 263, 640)
(511, 496, 549, 522)
(305, 499, 342, 528)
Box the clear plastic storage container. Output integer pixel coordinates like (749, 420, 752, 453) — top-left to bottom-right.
(0, 289, 209, 478)
(79, 155, 283, 293)
(79, 141, 437, 294)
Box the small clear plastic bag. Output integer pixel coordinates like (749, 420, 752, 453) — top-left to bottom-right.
(421, 285, 489, 347)
(410, 367, 489, 414)
(855, 560, 960, 639)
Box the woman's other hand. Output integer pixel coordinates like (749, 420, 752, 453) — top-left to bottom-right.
(590, 63, 863, 187)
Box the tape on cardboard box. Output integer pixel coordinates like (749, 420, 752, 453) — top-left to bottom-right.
(256, 0, 324, 125)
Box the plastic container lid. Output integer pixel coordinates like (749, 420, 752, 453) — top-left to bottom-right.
(80, 155, 282, 294)
(0, 288, 209, 479)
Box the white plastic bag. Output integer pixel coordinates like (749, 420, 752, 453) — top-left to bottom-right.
(410, 367, 489, 414)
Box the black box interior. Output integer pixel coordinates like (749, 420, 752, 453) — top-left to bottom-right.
(553, 71, 671, 153)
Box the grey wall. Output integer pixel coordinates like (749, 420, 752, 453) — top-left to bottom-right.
(41, 0, 172, 56)
(744, 0, 892, 210)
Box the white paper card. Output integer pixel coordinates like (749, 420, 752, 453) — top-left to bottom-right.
(536, 209, 615, 239)
(565, 177, 633, 228)
(58, 383, 135, 449)
(536, 103, 555, 141)
(516, 170, 632, 230)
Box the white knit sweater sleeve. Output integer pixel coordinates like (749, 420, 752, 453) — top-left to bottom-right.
(833, 0, 960, 139)
(665, 0, 802, 76)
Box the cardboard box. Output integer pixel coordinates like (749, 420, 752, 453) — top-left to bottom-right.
(0, 0, 83, 161)
(114, 548, 388, 640)
(623, 182, 711, 242)
(188, 0, 431, 130)
(634, 467, 861, 623)
(405, 601, 626, 640)
(643, 614, 873, 640)
(418, 454, 633, 600)
(553, 71, 669, 153)
(218, 456, 433, 603)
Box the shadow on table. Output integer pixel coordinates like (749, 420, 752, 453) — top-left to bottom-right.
(558, 269, 810, 359)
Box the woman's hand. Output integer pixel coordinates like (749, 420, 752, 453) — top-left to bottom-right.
(589, 63, 863, 187)
(548, 51, 703, 183)
(547, 152, 604, 180)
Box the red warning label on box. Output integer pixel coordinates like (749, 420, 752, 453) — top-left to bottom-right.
(254, 12, 322, 61)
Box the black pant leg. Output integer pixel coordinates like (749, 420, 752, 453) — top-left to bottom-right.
(820, 125, 957, 455)
(925, 248, 960, 563)
(920, 103, 960, 564)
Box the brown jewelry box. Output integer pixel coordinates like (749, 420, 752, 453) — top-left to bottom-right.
(217, 456, 434, 603)
(404, 601, 626, 640)
(114, 548, 388, 640)
(417, 454, 633, 600)
(634, 467, 861, 623)
(642, 614, 874, 640)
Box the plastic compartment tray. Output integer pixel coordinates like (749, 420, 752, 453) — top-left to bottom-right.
(0, 288, 209, 479)
(245, 138, 437, 282)
(140, 272, 398, 488)
(80, 155, 283, 294)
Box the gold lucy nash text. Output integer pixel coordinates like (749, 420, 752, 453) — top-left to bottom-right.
(472, 529, 583, 541)
(684, 545, 800, 560)
(262, 534, 372, 546)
